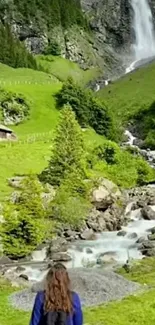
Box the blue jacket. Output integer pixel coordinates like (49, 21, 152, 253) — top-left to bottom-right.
(30, 291, 83, 325)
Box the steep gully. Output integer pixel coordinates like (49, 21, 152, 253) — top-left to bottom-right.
(3, 0, 155, 282)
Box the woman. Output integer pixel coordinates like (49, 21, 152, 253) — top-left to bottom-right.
(30, 263, 83, 325)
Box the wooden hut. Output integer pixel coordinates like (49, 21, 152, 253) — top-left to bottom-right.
(0, 124, 16, 140)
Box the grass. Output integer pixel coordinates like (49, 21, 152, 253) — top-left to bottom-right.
(1, 258, 155, 325)
(98, 62, 155, 129)
(0, 58, 154, 200)
(37, 55, 101, 84)
(0, 61, 105, 199)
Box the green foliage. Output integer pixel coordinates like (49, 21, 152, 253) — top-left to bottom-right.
(56, 78, 112, 136)
(2, 0, 87, 31)
(44, 42, 61, 56)
(133, 101, 155, 149)
(51, 185, 90, 227)
(94, 142, 118, 165)
(0, 23, 37, 69)
(40, 104, 85, 186)
(0, 89, 29, 124)
(88, 139, 155, 188)
(98, 62, 155, 142)
(0, 176, 47, 258)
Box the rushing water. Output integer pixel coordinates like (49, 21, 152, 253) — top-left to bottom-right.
(131, 0, 155, 60)
(126, 0, 155, 73)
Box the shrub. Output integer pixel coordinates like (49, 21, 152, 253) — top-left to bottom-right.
(0, 90, 30, 125)
(56, 78, 112, 136)
(0, 176, 48, 258)
(44, 41, 61, 56)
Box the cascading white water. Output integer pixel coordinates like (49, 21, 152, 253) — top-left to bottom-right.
(131, 0, 155, 60)
(126, 0, 155, 73)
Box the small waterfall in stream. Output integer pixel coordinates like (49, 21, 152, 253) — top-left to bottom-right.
(126, 0, 155, 73)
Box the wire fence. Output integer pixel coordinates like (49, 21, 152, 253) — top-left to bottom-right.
(0, 131, 53, 147)
(0, 79, 59, 86)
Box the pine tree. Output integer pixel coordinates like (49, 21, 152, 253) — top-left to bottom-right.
(40, 104, 85, 186)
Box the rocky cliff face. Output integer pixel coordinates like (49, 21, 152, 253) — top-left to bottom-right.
(3, 0, 153, 74)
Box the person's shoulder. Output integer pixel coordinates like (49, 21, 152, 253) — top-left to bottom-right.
(71, 291, 81, 306)
(36, 291, 45, 302)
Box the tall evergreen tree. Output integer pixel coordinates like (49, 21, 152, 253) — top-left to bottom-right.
(40, 104, 85, 186)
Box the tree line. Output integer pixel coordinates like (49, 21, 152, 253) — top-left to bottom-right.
(0, 23, 37, 69)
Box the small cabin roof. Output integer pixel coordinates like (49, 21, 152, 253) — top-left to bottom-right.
(0, 124, 12, 133)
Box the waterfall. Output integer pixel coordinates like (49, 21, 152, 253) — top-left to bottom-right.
(131, 0, 155, 60)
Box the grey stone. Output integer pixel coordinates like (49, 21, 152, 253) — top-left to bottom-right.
(141, 206, 155, 220)
(19, 274, 29, 281)
(51, 252, 72, 262)
(117, 230, 127, 237)
(80, 229, 96, 240)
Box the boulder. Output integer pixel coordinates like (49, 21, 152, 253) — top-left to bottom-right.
(136, 236, 147, 244)
(15, 266, 26, 273)
(97, 251, 117, 265)
(19, 274, 29, 281)
(85, 248, 93, 254)
(117, 230, 127, 237)
(127, 232, 138, 239)
(80, 229, 96, 240)
(0, 256, 12, 265)
(47, 238, 68, 259)
(92, 178, 121, 210)
(148, 234, 155, 241)
(141, 206, 155, 220)
(147, 226, 155, 234)
(51, 252, 72, 262)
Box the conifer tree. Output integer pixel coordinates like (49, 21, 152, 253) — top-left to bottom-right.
(40, 104, 85, 186)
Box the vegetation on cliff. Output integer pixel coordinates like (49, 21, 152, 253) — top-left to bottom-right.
(0, 23, 37, 69)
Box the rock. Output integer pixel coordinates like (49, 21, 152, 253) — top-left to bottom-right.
(127, 232, 138, 239)
(147, 226, 155, 234)
(148, 234, 155, 241)
(0, 256, 12, 265)
(133, 138, 144, 148)
(92, 178, 121, 210)
(47, 238, 68, 259)
(136, 236, 147, 244)
(144, 248, 155, 257)
(80, 229, 96, 240)
(19, 274, 29, 281)
(117, 230, 127, 237)
(86, 248, 93, 254)
(63, 230, 77, 240)
(51, 252, 72, 262)
(15, 266, 26, 273)
(97, 251, 117, 265)
(141, 206, 155, 220)
(8, 176, 25, 188)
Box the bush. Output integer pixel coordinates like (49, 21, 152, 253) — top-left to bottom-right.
(0, 90, 30, 124)
(56, 78, 112, 136)
(94, 142, 118, 165)
(44, 41, 61, 56)
(0, 176, 48, 258)
(51, 182, 91, 228)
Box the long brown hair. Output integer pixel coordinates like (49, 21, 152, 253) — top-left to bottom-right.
(44, 263, 72, 314)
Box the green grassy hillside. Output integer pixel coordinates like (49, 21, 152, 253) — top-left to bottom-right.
(98, 62, 155, 130)
(0, 60, 155, 200)
(0, 61, 104, 199)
